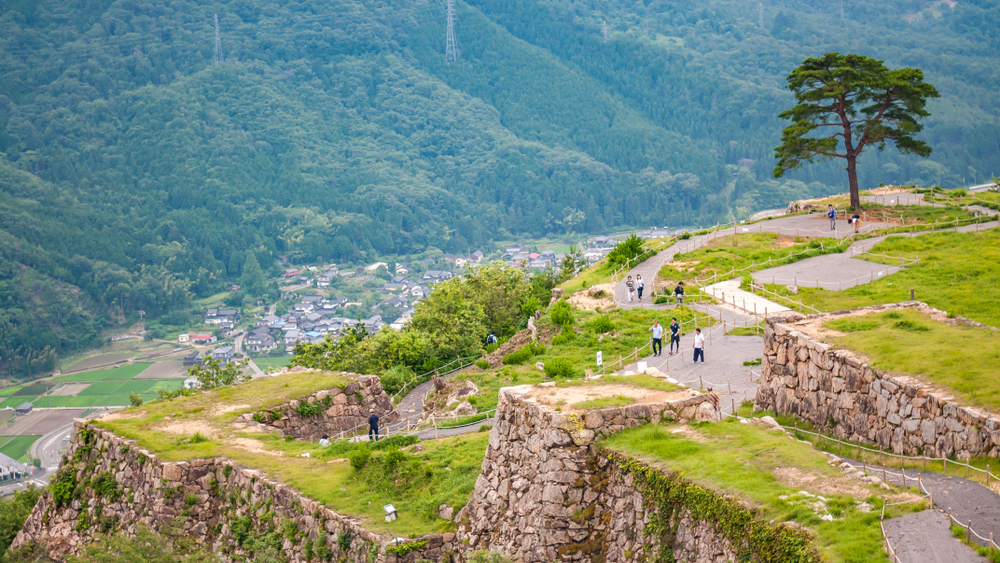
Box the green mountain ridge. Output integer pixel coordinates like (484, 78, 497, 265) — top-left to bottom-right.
(0, 0, 997, 374)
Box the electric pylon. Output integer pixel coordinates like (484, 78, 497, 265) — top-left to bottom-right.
(214, 14, 224, 65)
(445, 0, 459, 63)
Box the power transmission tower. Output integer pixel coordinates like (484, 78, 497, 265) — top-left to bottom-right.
(214, 13, 224, 65)
(758, 3, 764, 27)
(602, 20, 608, 43)
(445, 0, 459, 63)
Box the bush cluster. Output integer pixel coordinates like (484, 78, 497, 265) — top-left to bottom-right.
(543, 357, 581, 379)
(502, 343, 546, 365)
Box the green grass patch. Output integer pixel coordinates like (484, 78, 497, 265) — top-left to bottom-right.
(572, 395, 636, 410)
(772, 228, 1000, 327)
(0, 385, 23, 397)
(602, 422, 920, 563)
(556, 374, 681, 394)
(91, 371, 490, 535)
(251, 357, 294, 367)
(728, 324, 764, 336)
(0, 435, 41, 462)
(822, 309, 1000, 411)
(53, 363, 153, 382)
(78, 381, 126, 395)
(13, 382, 55, 397)
(438, 413, 489, 428)
(191, 291, 231, 307)
(557, 256, 613, 292)
(31, 396, 76, 407)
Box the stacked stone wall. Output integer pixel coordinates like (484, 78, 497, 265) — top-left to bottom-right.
(14, 420, 451, 563)
(461, 384, 735, 563)
(237, 373, 398, 441)
(755, 303, 1000, 459)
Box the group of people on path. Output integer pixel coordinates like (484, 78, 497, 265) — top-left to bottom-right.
(828, 204, 863, 234)
(625, 275, 685, 304)
(648, 319, 704, 362)
(624, 274, 645, 301)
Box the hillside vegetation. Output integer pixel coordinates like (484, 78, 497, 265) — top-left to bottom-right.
(1, 0, 998, 373)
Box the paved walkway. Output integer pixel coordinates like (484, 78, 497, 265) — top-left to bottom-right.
(852, 459, 1000, 554)
(751, 236, 902, 291)
(703, 279, 790, 315)
(882, 511, 986, 562)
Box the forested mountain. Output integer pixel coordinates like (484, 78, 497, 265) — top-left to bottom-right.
(0, 0, 997, 374)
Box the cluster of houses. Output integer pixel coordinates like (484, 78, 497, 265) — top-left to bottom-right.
(503, 245, 568, 271)
(182, 346, 235, 368)
(246, 295, 387, 354)
(202, 308, 241, 336)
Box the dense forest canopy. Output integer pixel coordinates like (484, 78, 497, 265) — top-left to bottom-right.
(0, 0, 997, 374)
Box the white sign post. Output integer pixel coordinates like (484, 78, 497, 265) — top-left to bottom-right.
(596, 351, 603, 366)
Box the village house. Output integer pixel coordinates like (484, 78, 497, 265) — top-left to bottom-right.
(205, 308, 240, 325)
(246, 327, 276, 352)
(0, 452, 26, 482)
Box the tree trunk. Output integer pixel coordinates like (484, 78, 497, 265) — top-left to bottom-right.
(847, 155, 862, 211)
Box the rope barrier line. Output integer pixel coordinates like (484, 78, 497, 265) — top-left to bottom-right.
(780, 424, 1000, 483)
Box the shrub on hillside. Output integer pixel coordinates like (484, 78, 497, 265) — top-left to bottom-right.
(586, 315, 615, 334)
(543, 358, 581, 379)
(550, 301, 575, 327)
(474, 359, 490, 370)
(606, 233, 646, 269)
(379, 364, 416, 396)
(349, 446, 372, 470)
(550, 324, 577, 346)
(502, 343, 546, 365)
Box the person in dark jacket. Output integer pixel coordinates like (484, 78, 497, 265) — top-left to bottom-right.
(674, 281, 685, 304)
(368, 408, 380, 441)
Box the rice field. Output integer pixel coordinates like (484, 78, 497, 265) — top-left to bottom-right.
(0, 361, 186, 409)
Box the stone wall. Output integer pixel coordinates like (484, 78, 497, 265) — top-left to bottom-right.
(236, 372, 398, 441)
(14, 420, 453, 563)
(754, 303, 1000, 459)
(461, 383, 739, 563)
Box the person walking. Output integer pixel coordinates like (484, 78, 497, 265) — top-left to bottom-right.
(827, 204, 837, 231)
(636, 275, 645, 302)
(625, 275, 636, 302)
(368, 408, 380, 441)
(692, 328, 705, 363)
(669, 318, 681, 355)
(674, 281, 685, 304)
(649, 321, 663, 356)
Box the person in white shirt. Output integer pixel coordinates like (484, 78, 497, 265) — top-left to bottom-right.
(636, 274, 645, 301)
(649, 321, 663, 356)
(319, 435, 331, 447)
(692, 328, 705, 363)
